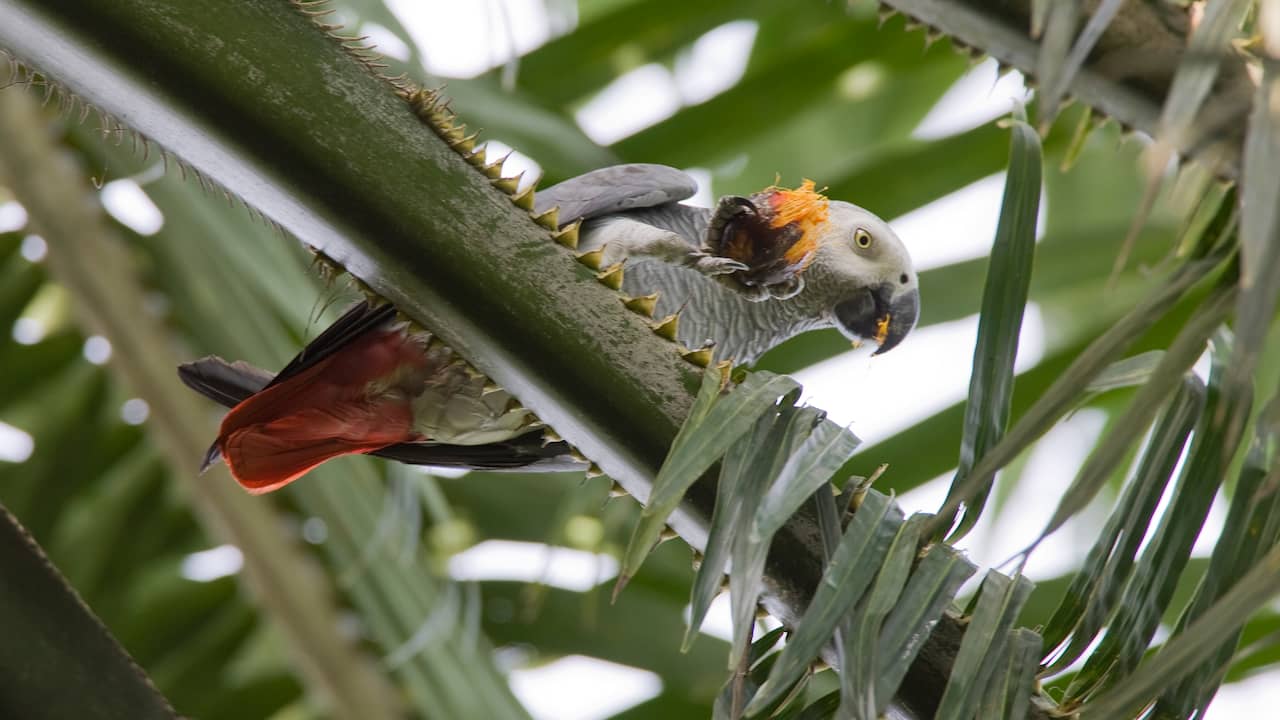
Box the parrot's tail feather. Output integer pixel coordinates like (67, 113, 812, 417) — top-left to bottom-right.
(212, 326, 426, 492)
(200, 441, 222, 473)
(220, 401, 416, 493)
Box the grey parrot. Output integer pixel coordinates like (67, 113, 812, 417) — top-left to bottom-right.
(178, 164, 919, 492)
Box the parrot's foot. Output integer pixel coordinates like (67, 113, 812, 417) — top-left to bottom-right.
(704, 195, 757, 253)
(704, 194, 811, 302)
(687, 195, 753, 277)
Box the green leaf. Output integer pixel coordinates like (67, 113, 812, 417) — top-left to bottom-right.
(875, 544, 976, 711)
(612, 12, 957, 171)
(333, 0, 619, 180)
(1079, 540, 1280, 720)
(1039, 374, 1205, 672)
(619, 368, 800, 586)
(750, 418, 860, 544)
(723, 40, 967, 197)
(1065, 335, 1238, 703)
(1224, 611, 1280, 683)
(713, 626, 787, 720)
(649, 370, 798, 512)
(979, 628, 1042, 720)
(0, 332, 82, 414)
(479, 574, 728, 707)
(1239, 58, 1280, 289)
(1154, 440, 1280, 715)
(338, 0, 423, 65)
(728, 401, 820, 667)
(1110, 0, 1250, 278)
(1034, 0, 1079, 128)
(1175, 180, 1233, 258)
(939, 117, 1043, 542)
(515, 0, 771, 107)
(684, 412, 772, 651)
(927, 244, 1233, 541)
(1155, 0, 1252, 152)
(791, 688, 840, 720)
(445, 81, 620, 181)
(0, 241, 44, 333)
(1030, 0, 1051, 36)
(1031, 285, 1235, 553)
(935, 572, 1035, 720)
(825, 121, 1010, 222)
(744, 491, 902, 715)
(48, 443, 168, 594)
(838, 514, 928, 719)
(1037, 0, 1125, 128)
(0, 502, 176, 720)
(1084, 350, 1167, 394)
(1220, 57, 1280, 472)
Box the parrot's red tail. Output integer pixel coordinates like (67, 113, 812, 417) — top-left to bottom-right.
(215, 328, 428, 493)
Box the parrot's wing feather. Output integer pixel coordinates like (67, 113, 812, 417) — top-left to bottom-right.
(371, 431, 581, 471)
(178, 301, 394, 404)
(534, 164, 698, 225)
(267, 301, 396, 388)
(178, 356, 276, 472)
(178, 300, 395, 415)
(178, 357, 272, 406)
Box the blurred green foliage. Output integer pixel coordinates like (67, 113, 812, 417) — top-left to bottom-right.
(1, 1, 1278, 718)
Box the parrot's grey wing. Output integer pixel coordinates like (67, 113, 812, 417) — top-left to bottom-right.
(178, 357, 577, 472)
(534, 164, 698, 225)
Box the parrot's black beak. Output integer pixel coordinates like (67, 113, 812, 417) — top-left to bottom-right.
(875, 287, 919, 354)
(833, 284, 919, 355)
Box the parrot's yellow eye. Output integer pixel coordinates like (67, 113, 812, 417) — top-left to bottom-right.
(854, 228, 873, 249)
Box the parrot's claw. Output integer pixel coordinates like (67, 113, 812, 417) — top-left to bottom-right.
(764, 276, 805, 300)
(733, 285, 772, 302)
(687, 252, 749, 277)
(716, 274, 805, 303)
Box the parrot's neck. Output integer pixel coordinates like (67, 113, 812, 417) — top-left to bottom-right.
(624, 261, 829, 365)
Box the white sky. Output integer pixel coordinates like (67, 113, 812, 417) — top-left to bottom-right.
(0, 2, 1267, 717)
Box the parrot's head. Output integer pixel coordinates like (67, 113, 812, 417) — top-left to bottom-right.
(806, 201, 919, 355)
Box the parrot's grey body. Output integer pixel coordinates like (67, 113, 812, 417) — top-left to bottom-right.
(536, 164, 919, 364)
(180, 164, 919, 477)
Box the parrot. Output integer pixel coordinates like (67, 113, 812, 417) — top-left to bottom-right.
(179, 164, 920, 493)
